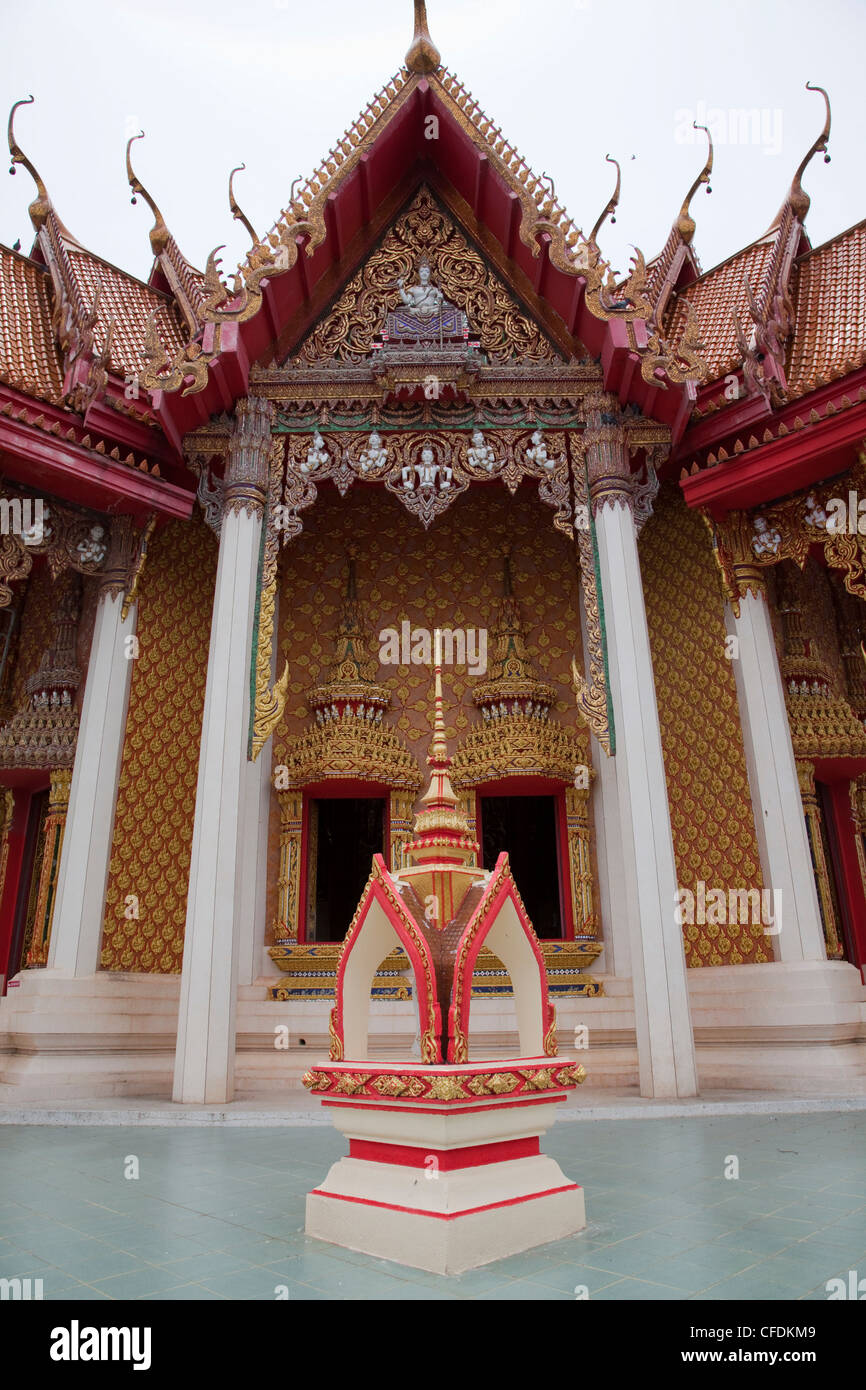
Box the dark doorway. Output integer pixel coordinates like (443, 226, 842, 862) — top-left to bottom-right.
(8, 788, 49, 978)
(310, 797, 386, 942)
(817, 782, 854, 963)
(481, 795, 563, 938)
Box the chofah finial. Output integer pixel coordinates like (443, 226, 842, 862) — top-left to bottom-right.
(406, 0, 441, 74)
(675, 124, 713, 245)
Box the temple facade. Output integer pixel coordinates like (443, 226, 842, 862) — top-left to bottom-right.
(1, 4, 865, 1103)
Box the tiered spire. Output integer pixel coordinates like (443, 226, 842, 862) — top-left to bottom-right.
(307, 550, 390, 723)
(0, 572, 81, 768)
(473, 550, 556, 718)
(404, 644, 478, 867)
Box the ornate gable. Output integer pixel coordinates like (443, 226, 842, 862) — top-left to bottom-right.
(290, 188, 562, 367)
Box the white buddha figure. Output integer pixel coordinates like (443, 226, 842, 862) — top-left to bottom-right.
(752, 514, 781, 556)
(397, 259, 445, 320)
(77, 523, 107, 565)
(467, 429, 496, 473)
(301, 431, 329, 476)
(526, 429, 554, 472)
(359, 431, 388, 473)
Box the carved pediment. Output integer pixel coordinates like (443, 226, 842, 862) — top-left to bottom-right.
(289, 187, 560, 368)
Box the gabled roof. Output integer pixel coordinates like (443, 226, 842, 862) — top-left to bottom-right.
(138, 7, 704, 442)
(64, 249, 187, 379)
(667, 237, 777, 381)
(0, 245, 64, 403)
(786, 218, 866, 398)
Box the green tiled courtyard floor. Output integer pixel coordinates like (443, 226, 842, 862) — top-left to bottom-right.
(1, 1112, 864, 1300)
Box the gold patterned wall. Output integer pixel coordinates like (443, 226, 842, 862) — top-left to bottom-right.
(6, 563, 56, 715)
(267, 482, 585, 939)
(101, 517, 217, 972)
(640, 484, 768, 966)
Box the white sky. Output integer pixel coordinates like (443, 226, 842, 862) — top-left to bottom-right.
(2, 0, 864, 288)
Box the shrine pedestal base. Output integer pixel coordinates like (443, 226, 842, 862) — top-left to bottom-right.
(303, 1057, 586, 1275)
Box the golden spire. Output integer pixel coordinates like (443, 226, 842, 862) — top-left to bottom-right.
(228, 164, 258, 245)
(8, 96, 53, 230)
(406, 0, 441, 74)
(676, 123, 713, 244)
(405, 649, 478, 866)
(126, 132, 170, 255)
(787, 82, 831, 222)
(428, 639, 449, 763)
(589, 155, 621, 247)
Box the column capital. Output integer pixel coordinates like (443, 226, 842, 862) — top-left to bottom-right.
(583, 397, 632, 513)
(707, 509, 767, 615)
(97, 516, 138, 600)
(224, 396, 274, 519)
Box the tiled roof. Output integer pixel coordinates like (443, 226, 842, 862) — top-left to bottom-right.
(786, 220, 866, 398)
(0, 246, 65, 403)
(66, 251, 187, 378)
(666, 238, 776, 381)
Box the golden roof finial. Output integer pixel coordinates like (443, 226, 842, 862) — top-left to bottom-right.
(126, 132, 170, 255)
(228, 163, 258, 245)
(589, 154, 621, 247)
(788, 82, 831, 222)
(406, 0, 441, 75)
(676, 123, 713, 245)
(7, 96, 52, 229)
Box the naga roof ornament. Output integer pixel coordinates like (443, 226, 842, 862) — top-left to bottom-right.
(126, 132, 171, 256)
(768, 81, 831, 230)
(588, 155, 622, 249)
(7, 95, 80, 241)
(676, 123, 713, 246)
(228, 164, 258, 246)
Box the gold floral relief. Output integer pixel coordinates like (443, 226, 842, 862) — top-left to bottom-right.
(7, 564, 56, 713)
(291, 186, 558, 367)
(640, 485, 768, 967)
(100, 518, 217, 973)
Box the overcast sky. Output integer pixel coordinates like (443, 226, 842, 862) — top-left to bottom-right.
(2, 0, 864, 287)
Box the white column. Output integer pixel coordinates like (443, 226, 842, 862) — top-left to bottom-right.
(725, 591, 825, 962)
(579, 591, 630, 976)
(173, 397, 272, 1104)
(237, 590, 276, 987)
(586, 404, 697, 1097)
(237, 738, 274, 987)
(49, 587, 137, 976)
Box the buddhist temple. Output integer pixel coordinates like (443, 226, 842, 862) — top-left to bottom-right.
(1, 3, 865, 1107)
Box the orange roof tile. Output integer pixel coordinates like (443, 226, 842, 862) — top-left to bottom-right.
(0, 246, 65, 403)
(66, 251, 187, 379)
(786, 220, 866, 399)
(666, 238, 776, 381)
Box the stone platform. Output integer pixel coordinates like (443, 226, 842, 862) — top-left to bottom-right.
(303, 1057, 586, 1274)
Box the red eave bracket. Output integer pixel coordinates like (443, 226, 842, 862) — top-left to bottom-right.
(680, 403, 866, 515)
(0, 417, 194, 520)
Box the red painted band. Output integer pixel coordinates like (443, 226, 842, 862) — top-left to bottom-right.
(310, 1182, 580, 1221)
(348, 1137, 540, 1170)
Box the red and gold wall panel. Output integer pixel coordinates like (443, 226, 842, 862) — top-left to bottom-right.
(266, 482, 585, 939)
(6, 563, 56, 713)
(101, 517, 216, 972)
(640, 485, 768, 966)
